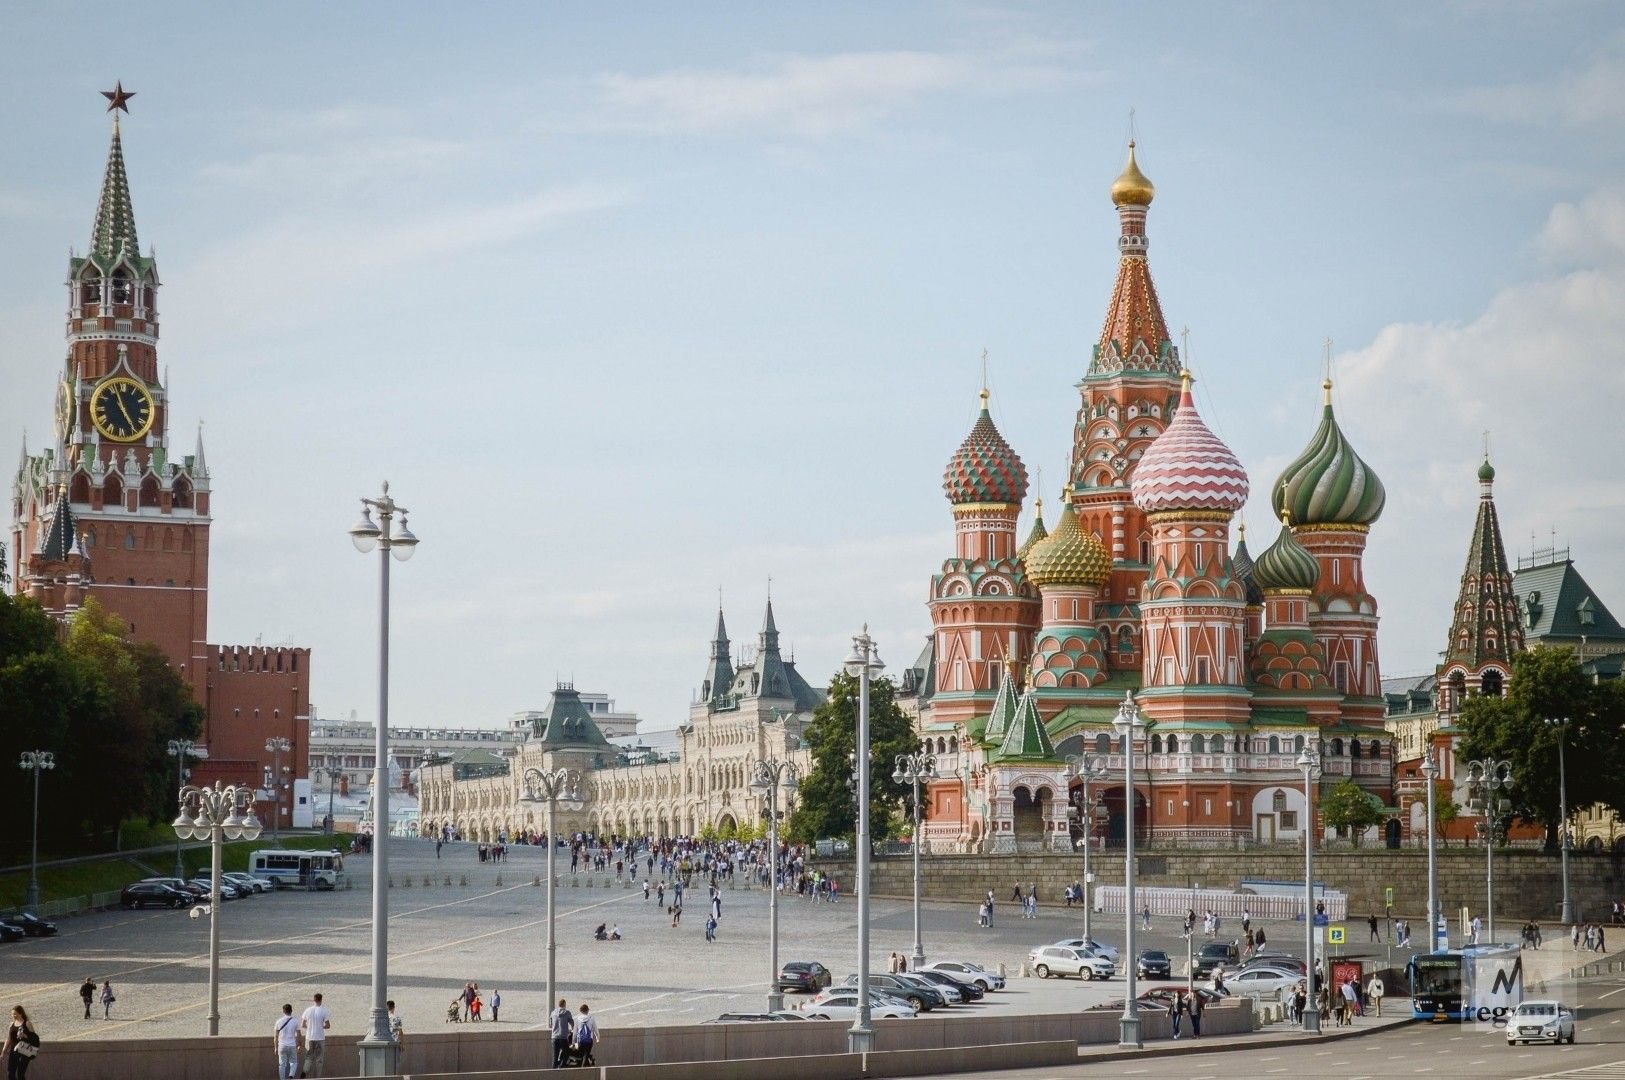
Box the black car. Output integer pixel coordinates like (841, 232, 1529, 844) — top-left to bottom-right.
(776, 961, 833, 993)
(120, 882, 194, 909)
(0, 922, 23, 943)
(1193, 941, 1240, 979)
(1137, 949, 1172, 979)
(839, 974, 945, 1011)
(913, 969, 984, 1000)
(0, 913, 56, 937)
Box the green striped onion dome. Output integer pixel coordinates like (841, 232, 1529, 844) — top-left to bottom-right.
(1252, 516, 1322, 592)
(1271, 381, 1385, 526)
(1025, 501, 1111, 588)
(943, 390, 1028, 506)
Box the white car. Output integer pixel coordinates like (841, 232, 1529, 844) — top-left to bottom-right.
(1506, 1000, 1576, 1045)
(1223, 966, 1299, 999)
(224, 872, 271, 894)
(1052, 937, 1122, 965)
(922, 961, 1005, 991)
(1029, 945, 1115, 981)
(803, 990, 915, 1020)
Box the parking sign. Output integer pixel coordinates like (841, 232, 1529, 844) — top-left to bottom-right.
(1328, 925, 1346, 945)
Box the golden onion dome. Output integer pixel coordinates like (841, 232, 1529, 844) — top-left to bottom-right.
(1025, 500, 1110, 589)
(1110, 140, 1155, 207)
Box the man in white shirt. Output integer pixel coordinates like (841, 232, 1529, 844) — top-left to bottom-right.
(300, 992, 332, 1076)
(273, 1003, 299, 1079)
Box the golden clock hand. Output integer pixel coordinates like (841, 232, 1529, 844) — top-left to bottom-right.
(115, 392, 136, 429)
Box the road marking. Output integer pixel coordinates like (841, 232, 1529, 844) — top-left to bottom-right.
(1599, 986, 1625, 999)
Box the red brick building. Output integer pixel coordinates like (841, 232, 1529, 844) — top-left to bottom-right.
(10, 96, 311, 828)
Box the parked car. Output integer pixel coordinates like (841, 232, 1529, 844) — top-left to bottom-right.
(803, 989, 915, 1021)
(1053, 937, 1122, 964)
(1136, 950, 1172, 979)
(1089, 998, 1166, 1013)
(1506, 1000, 1576, 1045)
(838, 974, 945, 1011)
(1224, 966, 1299, 999)
(0, 913, 57, 937)
(912, 970, 983, 1001)
(1192, 941, 1240, 979)
(776, 961, 833, 993)
(120, 882, 194, 909)
(0, 922, 25, 943)
(189, 877, 245, 900)
(920, 960, 1004, 991)
(224, 872, 271, 895)
(141, 877, 209, 899)
(1028, 945, 1115, 981)
(702, 1012, 808, 1024)
(1139, 986, 1230, 1010)
(1239, 952, 1305, 974)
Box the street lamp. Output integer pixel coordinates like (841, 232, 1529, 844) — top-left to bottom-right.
(17, 751, 55, 911)
(1066, 753, 1109, 945)
(1112, 691, 1146, 1049)
(520, 766, 584, 1028)
(1296, 742, 1321, 1033)
(172, 781, 261, 1035)
(348, 481, 418, 1076)
(753, 757, 798, 1010)
(315, 765, 340, 835)
(1466, 758, 1512, 944)
(167, 740, 204, 879)
(843, 626, 884, 1054)
(1420, 748, 1441, 950)
(893, 751, 938, 971)
(265, 737, 292, 844)
(1546, 717, 1574, 925)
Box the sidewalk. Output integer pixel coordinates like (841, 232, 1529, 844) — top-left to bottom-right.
(1076, 998, 1415, 1065)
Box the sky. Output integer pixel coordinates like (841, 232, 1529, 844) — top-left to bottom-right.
(2, 4, 1623, 732)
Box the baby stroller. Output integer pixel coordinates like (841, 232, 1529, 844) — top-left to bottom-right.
(446, 999, 463, 1023)
(561, 1042, 595, 1068)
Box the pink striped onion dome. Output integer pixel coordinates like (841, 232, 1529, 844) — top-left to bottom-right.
(1130, 371, 1249, 513)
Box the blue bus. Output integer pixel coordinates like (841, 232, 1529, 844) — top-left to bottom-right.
(1409, 944, 1522, 1021)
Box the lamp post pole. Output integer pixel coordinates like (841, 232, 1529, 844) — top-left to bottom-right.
(521, 767, 583, 1027)
(1066, 754, 1108, 945)
(18, 751, 55, 912)
(1297, 743, 1321, 1033)
(265, 737, 291, 844)
(348, 482, 418, 1076)
(1547, 717, 1574, 925)
(754, 758, 797, 1010)
(1420, 749, 1440, 950)
(893, 752, 938, 971)
(321, 766, 339, 835)
(166, 739, 202, 879)
(845, 627, 883, 1054)
(1113, 691, 1145, 1049)
(1466, 758, 1512, 944)
(172, 781, 261, 1035)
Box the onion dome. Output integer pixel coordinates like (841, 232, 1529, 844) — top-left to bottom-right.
(1130, 371, 1250, 513)
(1111, 141, 1155, 207)
(1025, 500, 1111, 588)
(1272, 379, 1386, 526)
(1253, 513, 1321, 592)
(1232, 523, 1265, 606)
(1477, 457, 1496, 483)
(943, 389, 1028, 506)
(1017, 495, 1049, 561)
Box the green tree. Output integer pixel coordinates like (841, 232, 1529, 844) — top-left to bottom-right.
(1321, 778, 1384, 846)
(1457, 645, 1625, 849)
(1431, 782, 1460, 848)
(787, 670, 916, 846)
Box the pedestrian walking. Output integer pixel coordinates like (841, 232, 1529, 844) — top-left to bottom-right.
(79, 978, 95, 1020)
(273, 1003, 299, 1079)
(1188, 989, 1203, 1037)
(461, 983, 475, 1022)
(1470, 914, 1482, 945)
(550, 999, 575, 1069)
(387, 1000, 404, 1060)
(1142, 903, 1152, 931)
(575, 1003, 598, 1064)
(1368, 913, 1380, 942)
(491, 990, 501, 1023)
(4, 1006, 40, 1080)
(1168, 991, 1184, 1038)
(99, 980, 115, 1020)
(300, 992, 331, 1077)
(1366, 974, 1385, 1017)
(705, 915, 717, 942)
(643, 880, 651, 901)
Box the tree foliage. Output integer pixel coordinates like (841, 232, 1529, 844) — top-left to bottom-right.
(1456, 645, 1625, 849)
(1321, 778, 1384, 845)
(787, 670, 917, 846)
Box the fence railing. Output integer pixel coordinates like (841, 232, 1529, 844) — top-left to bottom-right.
(27, 890, 124, 919)
(1094, 884, 1348, 922)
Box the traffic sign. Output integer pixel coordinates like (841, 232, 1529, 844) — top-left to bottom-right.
(1328, 925, 1346, 945)
(1384, 886, 1394, 908)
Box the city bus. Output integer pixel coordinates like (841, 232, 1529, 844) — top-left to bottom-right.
(249, 848, 345, 890)
(1409, 944, 1522, 1022)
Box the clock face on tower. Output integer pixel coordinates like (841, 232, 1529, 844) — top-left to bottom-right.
(91, 376, 155, 442)
(55, 379, 74, 438)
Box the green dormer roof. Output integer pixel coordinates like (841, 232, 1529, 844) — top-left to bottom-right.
(982, 667, 1019, 745)
(991, 688, 1057, 762)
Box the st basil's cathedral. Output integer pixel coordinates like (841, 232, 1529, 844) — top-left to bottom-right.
(903, 145, 1393, 853)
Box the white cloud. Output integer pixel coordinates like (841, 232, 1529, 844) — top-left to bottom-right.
(200, 135, 472, 191)
(1537, 188, 1625, 266)
(1448, 45, 1625, 128)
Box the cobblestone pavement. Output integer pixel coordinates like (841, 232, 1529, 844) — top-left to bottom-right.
(1, 836, 1382, 1043)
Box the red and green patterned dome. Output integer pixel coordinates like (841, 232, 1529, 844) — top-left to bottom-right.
(943, 390, 1028, 507)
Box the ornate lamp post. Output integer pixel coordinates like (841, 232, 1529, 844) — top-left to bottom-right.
(843, 627, 884, 1053)
(1112, 691, 1146, 1049)
(167, 740, 204, 878)
(1296, 742, 1321, 1033)
(315, 765, 340, 835)
(18, 751, 55, 911)
(893, 751, 938, 971)
(753, 757, 798, 1010)
(1420, 748, 1441, 950)
(1066, 753, 1108, 945)
(520, 766, 584, 1023)
(1546, 716, 1574, 924)
(1466, 758, 1512, 943)
(348, 482, 418, 1076)
(172, 781, 261, 1034)
(264, 736, 292, 844)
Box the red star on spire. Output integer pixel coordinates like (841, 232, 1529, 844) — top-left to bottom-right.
(101, 81, 135, 114)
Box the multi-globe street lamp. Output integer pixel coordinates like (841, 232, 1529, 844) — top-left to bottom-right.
(1066, 753, 1109, 945)
(171, 780, 261, 1035)
(893, 751, 938, 971)
(519, 766, 584, 1029)
(166, 739, 204, 879)
(1296, 741, 1322, 1033)
(1466, 758, 1513, 943)
(348, 482, 418, 1076)
(1546, 716, 1574, 924)
(18, 751, 55, 911)
(1420, 748, 1441, 950)
(314, 765, 340, 835)
(264, 736, 292, 844)
(843, 626, 884, 1053)
(752, 757, 798, 1011)
(1111, 691, 1146, 1049)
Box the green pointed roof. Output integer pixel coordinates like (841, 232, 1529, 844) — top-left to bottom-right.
(1017, 497, 1049, 561)
(982, 664, 1020, 745)
(1253, 516, 1321, 592)
(529, 684, 611, 748)
(91, 121, 139, 262)
(1442, 457, 1524, 668)
(992, 688, 1057, 762)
